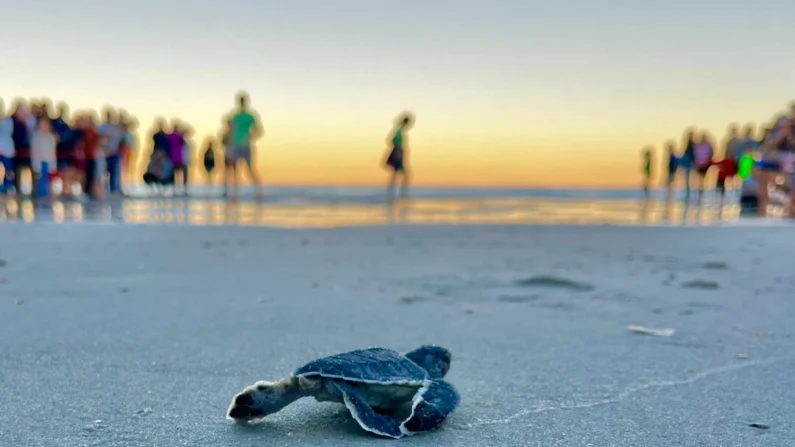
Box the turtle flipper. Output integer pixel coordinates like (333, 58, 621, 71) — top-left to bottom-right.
(400, 380, 460, 435)
(329, 380, 405, 439)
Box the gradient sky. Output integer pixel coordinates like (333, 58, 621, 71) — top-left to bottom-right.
(4, 0, 794, 187)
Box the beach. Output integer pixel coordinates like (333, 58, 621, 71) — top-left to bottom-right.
(2, 217, 795, 446)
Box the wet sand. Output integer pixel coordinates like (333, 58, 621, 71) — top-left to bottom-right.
(0, 194, 757, 227)
(1, 223, 794, 446)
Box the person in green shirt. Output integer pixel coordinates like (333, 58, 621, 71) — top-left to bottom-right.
(225, 92, 264, 201)
(384, 112, 413, 203)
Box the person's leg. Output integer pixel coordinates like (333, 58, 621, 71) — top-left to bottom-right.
(109, 154, 121, 194)
(399, 167, 409, 199)
(683, 166, 692, 202)
(0, 156, 13, 193)
(85, 159, 97, 199)
(757, 169, 770, 216)
(716, 178, 726, 209)
(386, 169, 398, 203)
(239, 146, 262, 201)
(13, 156, 23, 194)
(225, 158, 238, 201)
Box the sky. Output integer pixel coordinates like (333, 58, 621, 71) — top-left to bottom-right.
(3, 0, 794, 188)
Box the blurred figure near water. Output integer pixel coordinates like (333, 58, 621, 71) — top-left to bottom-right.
(0, 99, 14, 194)
(693, 131, 714, 203)
(225, 92, 264, 202)
(640, 147, 652, 198)
(30, 116, 58, 198)
(202, 140, 216, 191)
(11, 101, 32, 194)
(679, 129, 696, 201)
(664, 141, 679, 200)
(384, 112, 413, 204)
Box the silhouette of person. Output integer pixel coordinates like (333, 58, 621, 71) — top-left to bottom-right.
(384, 112, 413, 203)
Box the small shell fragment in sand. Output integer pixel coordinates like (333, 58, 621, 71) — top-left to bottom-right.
(737, 354, 748, 360)
(628, 325, 675, 337)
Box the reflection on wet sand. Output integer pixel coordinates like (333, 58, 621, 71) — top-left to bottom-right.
(0, 196, 748, 228)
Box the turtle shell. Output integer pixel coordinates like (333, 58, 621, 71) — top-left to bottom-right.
(294, 347, 427, 385)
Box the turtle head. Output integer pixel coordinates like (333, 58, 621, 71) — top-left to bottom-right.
(405, 345, 452, 379)
(226, 378, 305, 423)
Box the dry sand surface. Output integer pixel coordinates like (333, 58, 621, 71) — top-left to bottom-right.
(1, 223, 795, 446)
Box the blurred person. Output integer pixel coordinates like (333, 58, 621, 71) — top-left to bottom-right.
(640, 147, 652, 198)
(203, 139, 216, 189)
(0, 99, 15, 194)
(225, 92, 264, 201)
(30, 117, 58, 197)
(693, 131, 714, 203)
(75, 113, 103, 199)
(11, 102, 32, 195)
(713, 156, 738, 209)
(725, 124, 744, 162)
(679, 129, 696, 201)
(52, 103, 78, 197)
(384, 112, 413, 203)
(664, 141, 679, 199)
(118, 115, 136, 193)
(99, 108, 123, 195)
(742, 124, 758, 154)
(756, 126, 784, 215)
(167, 121, 187, 193)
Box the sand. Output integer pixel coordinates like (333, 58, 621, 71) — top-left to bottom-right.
(1, 223, 795, 446)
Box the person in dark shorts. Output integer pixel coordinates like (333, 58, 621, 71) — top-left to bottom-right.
(384, 112, 413, 203)
(203, 140, 216, 187)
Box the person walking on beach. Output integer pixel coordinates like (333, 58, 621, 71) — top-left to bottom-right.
(52, 103, 79, 198)
(679, 129, 696, 201)
(30, 116, 58, 198)
(664, 141, 679, 200)
(99, 108, 123, 195)
(203, 139, 216, 190)
(384, 112, 413, 203)
(225, 92, 264, 202)
(693, 131, 714, 203)
(168, 122, 188, 195)
(640, 147, 652, 198)
(0, 99, 15, 194)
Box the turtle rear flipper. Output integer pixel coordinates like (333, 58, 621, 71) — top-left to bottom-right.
(400, 380, 460, 434)
(330, 380, 405, 439)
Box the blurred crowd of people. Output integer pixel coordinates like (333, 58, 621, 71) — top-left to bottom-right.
(642, 101, 795, 216)
(0, 98, 137, 199)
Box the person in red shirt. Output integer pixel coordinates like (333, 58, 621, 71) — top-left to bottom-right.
(73, 113, 104, 199)
(714, 156, 738, 208)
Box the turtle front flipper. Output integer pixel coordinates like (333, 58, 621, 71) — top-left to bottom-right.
(329, 380, 406, 439)
(399, 380, 460, 435)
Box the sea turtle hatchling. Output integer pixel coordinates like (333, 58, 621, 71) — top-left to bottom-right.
(226, 345, 460, 438)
